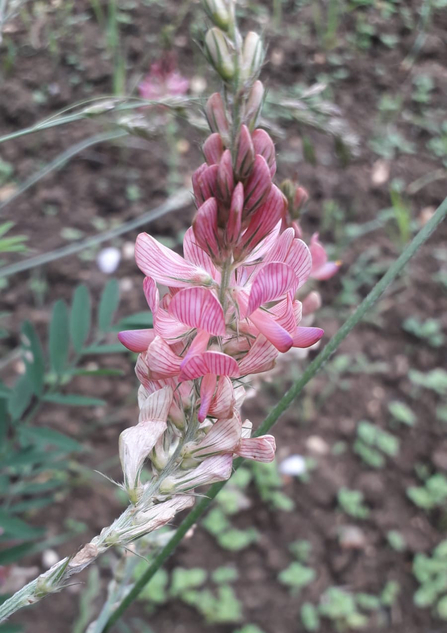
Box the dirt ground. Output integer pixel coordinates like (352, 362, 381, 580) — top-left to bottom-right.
(1, 1, 447, 632)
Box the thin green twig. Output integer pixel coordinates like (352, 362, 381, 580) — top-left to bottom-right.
(0, 189, 191, 279)
(103, 195, 447, 631)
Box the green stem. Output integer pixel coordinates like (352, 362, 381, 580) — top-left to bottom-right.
(103, 198, 447, 631)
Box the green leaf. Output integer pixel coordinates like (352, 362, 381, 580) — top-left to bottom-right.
(21, 321, 45, 396)
(49, 300, 69, 375)
(114, 311, 153, 331)
(81, 343, 126, 355)
(42, 393, 105, 407)
(0, 623, 23, 633)
(98, 278, 120, 332)
(70, 367, 124, 377)
(278, 562, 316, 591)
(7, 373, 33, 421)
(0, 511, 44, 539)
(70, 285, 92, 352)
(22, 426, 84, 452)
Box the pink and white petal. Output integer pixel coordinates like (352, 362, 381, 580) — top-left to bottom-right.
(269, 295, 298, 334)
(249, 308, 294, 353)
(135, 233, 214, 288)
(312, 261, 341, 281)
(208, 376, 235, 418)
(244, 154, 272, 213)
(292, 326, 324, 348)
(183, 228, 220, 282)
(154, 308, 191, 341)
(198, 373, 217, 423)
(241, 419, 252, 439)
(135, 353, 151, 390)
(181, 330, 210, 368)
(146, 337, 182, 378)
(143, 277, 159, 314)
(238, 335, 278, 375)
(139, 385, 173, 423)
(263, 227, 295, 264)
(179, 351, 240, 382)
(302, 292, 322, 316)
(235, 435, 276, 462)
(169, 287, 226, 336)
(243, 220, 282, 265)
(239, 186, 286, 255)
(118, 328, 156, 352)
(309, 233, 327, 271)
(172, 454, 233, 491)
(247, 262, 296, 314)
(191, 414, 241, 458)
(192, 198, 220, 259)
(284, 238, 312, 290)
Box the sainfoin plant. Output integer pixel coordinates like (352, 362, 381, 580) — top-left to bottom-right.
(1, 0, 446, 628)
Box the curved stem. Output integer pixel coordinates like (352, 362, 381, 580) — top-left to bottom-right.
(102, 197, 447, 631)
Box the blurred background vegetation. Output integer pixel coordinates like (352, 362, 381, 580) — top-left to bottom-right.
(0, 1, 446, 632)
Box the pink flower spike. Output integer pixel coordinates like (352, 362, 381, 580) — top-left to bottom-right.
(235, 124, 255, 178)
(251, 129, 276, 177)
(217, 149, 234, 204)
(198, 373, 217, 423)
(247, 262, 297, 315)
(146, 337, 182, 378)
(203, 133, 224, 165)
(238, 335, 278, 375)
(205, 93, 229, 137)
(226, 182, 243, 247)
(169, 287, 226, 336)
(243, 154, 272, 215)
(235, 435, 276, 462)
(193, 198, 220, 259)
(135, 233, 214, 288)
(183, 227, 220, 282)
(179, 351, 240, 382)
(292, 326, 324, 348)
(118, 328, 156, 353)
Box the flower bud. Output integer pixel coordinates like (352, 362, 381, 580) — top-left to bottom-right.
(235, 124, 255, 179)
(280, 179, 308, 219)
(203, 133, 225, 165)
(205, 93, 230, 138)
(204, 28, 235, 82)
(226, 182, 243, 247)
(241, 32, 264, 81)
(243, 154, 272, 215)
(252, 129, 276, 177)
(217, 149, 234, 204)
(202, 0, 232, 31)
(244, 80, 264, 130)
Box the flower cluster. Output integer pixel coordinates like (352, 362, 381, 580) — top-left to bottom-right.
(116, 0, 337, 535)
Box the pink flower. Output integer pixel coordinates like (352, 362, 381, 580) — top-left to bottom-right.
(309, 233, 341, 280)
(139, 54, 189, 101)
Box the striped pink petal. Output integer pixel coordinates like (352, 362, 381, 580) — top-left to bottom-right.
(179, 351, 240, 381)
(139, 385, 173, 423)
(169, 287, 226, 336)
(198, 373, 217, 423)
(226, 182, 243, 248)
(238, 335, 278, 375)
(195, 164, 218, 205)
(249, 308, 294, 353)
(183, 227, 220, 281)
(143, 277, 159, 314)
(171, 454, 233, 491)
(192, 163, 207, 202)
(312, 261, 341, 281)
(118, 328, 156, 352)
(181, 330, 210, 368)
(270, 296, 301, 333)
(191, 414, 241, 458)
(192, 198, 220, 259)
(208, 376, 235, 418)
(147, 336, 182, 378)
(154, 307, 191, 340)
(242, 219, 282, 265)
(235, 124, 255, 178)
(135, 233, 214, 288)
(203, 133, 224, 165)
(238, 186, 286, 255)
(283, 238, 312, 290)
(243, 154, 272, 214)
(263, 227, 295, 264)
(252, 129, 276, 177)
(235, 435, 276, 462)
(135, 353, 151, 390)
(247, 262, 296, 315)
(217, 149, 234, 203)
(292, 326, 324, 348)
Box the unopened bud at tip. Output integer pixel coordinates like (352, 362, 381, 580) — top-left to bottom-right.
(204, 28, 235, 82)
